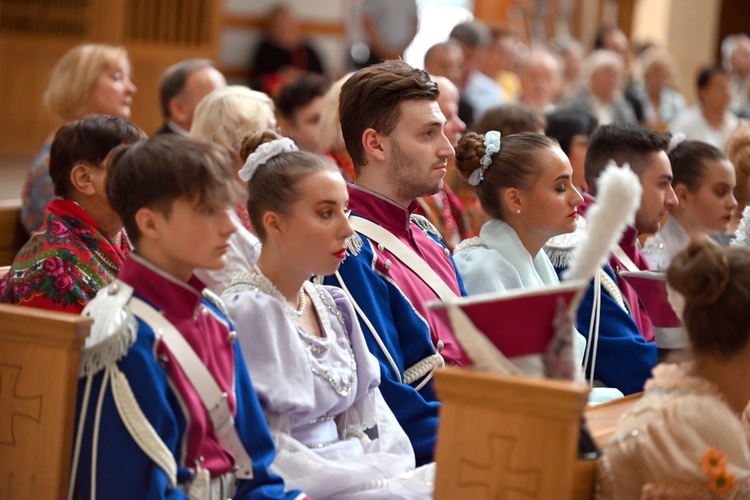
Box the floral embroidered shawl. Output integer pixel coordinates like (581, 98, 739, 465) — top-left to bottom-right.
(0, 199, 125, 313)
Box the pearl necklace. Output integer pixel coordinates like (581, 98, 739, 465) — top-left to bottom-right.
(293, 287, 307, 317)
(252, 266, 306, 317)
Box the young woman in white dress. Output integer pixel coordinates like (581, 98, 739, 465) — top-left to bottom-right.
(221, 130, 433, 499)
(599, 239, 750, 498)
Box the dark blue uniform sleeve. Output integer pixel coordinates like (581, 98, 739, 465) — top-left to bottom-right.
(561, 264, 657, 395)
(324, 241, 440, 466)
(74, 323, 189, 499)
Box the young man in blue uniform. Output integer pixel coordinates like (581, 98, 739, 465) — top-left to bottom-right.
(72, 135, 308, 499)
(325, 60, 468, 465)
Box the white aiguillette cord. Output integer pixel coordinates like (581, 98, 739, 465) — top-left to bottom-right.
(348, 215, 459, 302)
(129, 298, 254, 479)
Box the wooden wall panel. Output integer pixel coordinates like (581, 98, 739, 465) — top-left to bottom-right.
(0, 0, 221, 154)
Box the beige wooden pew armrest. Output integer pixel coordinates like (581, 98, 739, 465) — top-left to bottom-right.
(433, 367, 592, 500)
(0, 304, 91, 498)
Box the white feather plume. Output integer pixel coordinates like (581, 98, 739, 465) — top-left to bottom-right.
(731, 205, 750, 247)
(563, 161, 642, 283)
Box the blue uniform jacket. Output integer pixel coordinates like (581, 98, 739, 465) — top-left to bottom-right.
(73, 256, 306, 499)
(555, 262, 657, 395)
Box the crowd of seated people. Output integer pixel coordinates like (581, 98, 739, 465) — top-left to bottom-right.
(5, 6, 750, 497)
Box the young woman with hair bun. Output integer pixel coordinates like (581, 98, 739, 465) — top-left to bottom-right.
(600, 238, 750, 497)
(452, 131, 590, 379)
(453, 130, 655, 397)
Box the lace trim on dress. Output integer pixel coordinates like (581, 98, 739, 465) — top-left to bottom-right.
(226, 271, 357, 397)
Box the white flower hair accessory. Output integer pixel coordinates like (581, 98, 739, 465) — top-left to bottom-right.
(468, 130, 501, 186)
(238, 137, 298, 182)
(666, 132, 686, 154)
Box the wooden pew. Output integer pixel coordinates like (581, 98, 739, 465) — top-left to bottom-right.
(433, 368, 593, 499)
(0, 304, 90, 499)
(0, 199, 27, 266)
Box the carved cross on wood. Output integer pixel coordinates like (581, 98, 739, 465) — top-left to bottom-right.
(0, 364, 42, 445)
(458, 434, 541, 498)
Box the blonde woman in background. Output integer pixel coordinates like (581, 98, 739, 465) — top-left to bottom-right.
(21, 43, 137, 233)
(317, 73, 355, 181)
(190, 85, 276, 293)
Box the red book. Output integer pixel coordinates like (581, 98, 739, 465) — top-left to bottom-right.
(427, 281, 586, 358)
(618, 270, 682, 329)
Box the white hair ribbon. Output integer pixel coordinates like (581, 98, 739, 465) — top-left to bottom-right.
(238, 137, 298, 182)
(468, 130, 501, 186)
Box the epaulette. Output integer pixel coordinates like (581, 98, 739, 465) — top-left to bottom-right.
(80, 281, 138, 377)
(453, 236, 486, 255)
(410, 214, 443, 242)
(202, 288, 229, 318)
(345, 231, 364, 256)
(544, 218, 588, 268)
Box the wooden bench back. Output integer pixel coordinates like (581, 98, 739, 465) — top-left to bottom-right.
(0, 304, 90, 499)
(0, 199, 27, 266)
(433, 368, 592, 499)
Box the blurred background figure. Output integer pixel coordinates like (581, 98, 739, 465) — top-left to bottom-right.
(482, 25, 521, 101)
(417, 75, 471, 251)
(21, 43, 137, 234)
(721, 33, 750, 114)
(670, 64, 737, 149)
(423, 41, 464, 88)
(473, 103, 546, 136)
(549, 35, 585, 103)
(450, 20, 504, 128)
(423, 41, 474, 130)
(156, 59, 226, 136)
(545, 109, 598, 193)
(725, 121, 750, 233)
(517, 48, 562, 113)
(275, 72, 331, 153)
(249, 5, 324, 98)
(351, 0, 418, 69)
(593, 25, 645, 122)
(190, 85, 276, 293)
(318, 73, 356, 182)
(636, 48, 686, 130)
(561, 49, 636, 126)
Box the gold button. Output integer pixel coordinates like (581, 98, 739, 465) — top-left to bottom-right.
(227, 330, 237, 344)
(377, 243, 385, 252)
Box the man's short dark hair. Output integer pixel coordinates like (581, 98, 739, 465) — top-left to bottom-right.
(339, 60, 439, 173)
(593, 26, 620, 50)
(106, 135, 239, 245)
(449, 20, 491, 48)
(697, 63, 730, 94)
(275, 72, 331, 121)
(158, 59, 215, 119)
(49, 114, 145, 198)
(585, 123, 670, 196)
